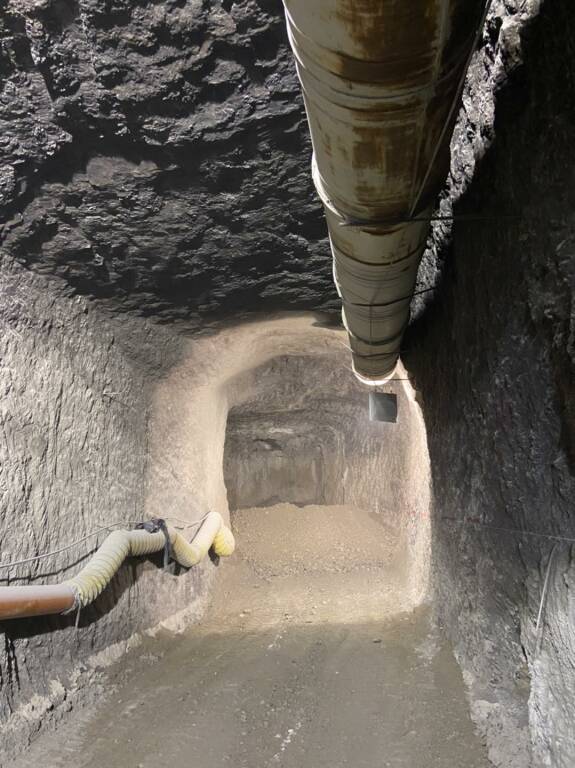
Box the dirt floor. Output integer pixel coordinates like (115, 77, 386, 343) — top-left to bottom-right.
(12, 504, 490, 767)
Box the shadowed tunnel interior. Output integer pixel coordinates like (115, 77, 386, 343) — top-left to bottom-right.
(1, 0, 575, 767)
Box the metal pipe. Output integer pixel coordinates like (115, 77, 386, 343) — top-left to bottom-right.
(0, 513, 235, 621)
(283, 0, 487, 381)
(0, 585, 75, 620)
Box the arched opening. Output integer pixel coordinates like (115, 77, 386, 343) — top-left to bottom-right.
(145, 314, 431, 622)
(222, 347, 431, 623)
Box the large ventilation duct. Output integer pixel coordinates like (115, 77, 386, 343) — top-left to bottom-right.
(283, 0, 488, 382)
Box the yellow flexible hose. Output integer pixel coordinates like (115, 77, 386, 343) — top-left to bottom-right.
(63, 512, 235, 609)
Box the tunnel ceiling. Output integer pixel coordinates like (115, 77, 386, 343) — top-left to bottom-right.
(0, 0, 340, 324)
(0, 0, 534, 334)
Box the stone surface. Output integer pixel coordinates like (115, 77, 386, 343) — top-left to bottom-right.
(0, 257, 217, 763)
(407, 1, 575, 765)
(0, 0, 336, 324)
(1, 0, 575, 766)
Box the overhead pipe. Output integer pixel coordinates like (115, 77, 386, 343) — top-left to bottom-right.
(0, 512, 235, 621)
(282, 0, 488, 382)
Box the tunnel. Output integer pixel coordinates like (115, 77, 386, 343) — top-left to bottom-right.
(221, 338, 430, 613)
(1, 1, 575, 767)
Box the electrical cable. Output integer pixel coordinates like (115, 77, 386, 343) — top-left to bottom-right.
(339, 212, 520, 228)
(534, 544, 558, 657)
(440, 517, 575, 544)
(408, 0, 494, 218)
(0, 514, 210, 572)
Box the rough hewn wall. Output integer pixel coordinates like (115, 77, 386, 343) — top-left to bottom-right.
(0, 0, 336, 323)
(2, 0, 575, 765)
(407, 1, 575, 765)
(0, 258, 219, 764)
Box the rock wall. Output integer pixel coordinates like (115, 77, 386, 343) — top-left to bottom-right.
(0, 258, 219, 765)
(407, 1, 575, 765)
(0, 0, 336, 324)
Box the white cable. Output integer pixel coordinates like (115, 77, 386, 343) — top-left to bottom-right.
(534, 544, 558, 657)
(0, 514, 209, 572)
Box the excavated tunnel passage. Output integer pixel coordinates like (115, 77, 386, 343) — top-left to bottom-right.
(2, 1, 574, 766)
(10, 322, 489, 768)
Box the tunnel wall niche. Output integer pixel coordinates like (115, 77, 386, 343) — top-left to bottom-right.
(224, 410, 338, 510)
(146, 318, 431, 607)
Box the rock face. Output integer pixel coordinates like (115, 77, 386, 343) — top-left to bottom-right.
(0, 0, 336, 323)
(408, 1, 575, 765)
(0, 256, 220, 762)
(2, 0, 575, 766)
